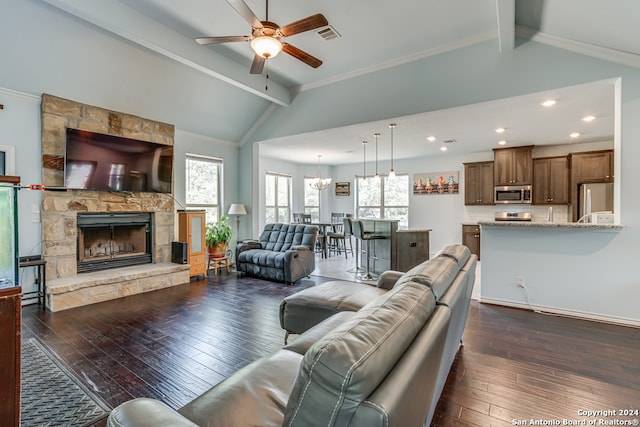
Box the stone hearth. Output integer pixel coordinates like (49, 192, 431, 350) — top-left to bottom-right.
(40, 94, 189, 311)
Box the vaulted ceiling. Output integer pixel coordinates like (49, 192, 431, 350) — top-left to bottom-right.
(37, 0, 640, 164)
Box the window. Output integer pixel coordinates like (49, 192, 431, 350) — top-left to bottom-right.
(356, 174, 409, 229)
(303, 178, 320, 222)
(185, 154, 222, 224)
(265, 172, 291, 223)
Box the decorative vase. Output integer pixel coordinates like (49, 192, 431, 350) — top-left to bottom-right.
(207, 243, 227, 259)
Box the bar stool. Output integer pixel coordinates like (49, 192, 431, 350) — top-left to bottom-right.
(329, 217, 353, 258)
(346, 220, 365, 274)
(351, 220, 385, 281)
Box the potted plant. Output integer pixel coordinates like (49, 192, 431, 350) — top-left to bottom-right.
(206, 215, 233, 258)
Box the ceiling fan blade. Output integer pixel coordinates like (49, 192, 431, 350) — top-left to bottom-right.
(280, 14, 328, 37)
(196, 35, 251, 45)
(226, 0, 262, 28)
(282, 43, 323, 68)
(250, 54, 265, 74)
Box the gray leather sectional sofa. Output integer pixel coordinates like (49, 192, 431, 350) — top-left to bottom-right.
(236, 223, 318, 285)
(106, 244, 476, 427)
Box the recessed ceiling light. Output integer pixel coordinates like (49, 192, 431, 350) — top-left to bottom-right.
(582, 115, 596, 122)
(498, 140, 507, 146)
(426, 136, 436, 142)
(440, 146, 448, 152)
(570, 132, 580, 138)
(542, 99, 557, 107)
(495, 127, 506, 134)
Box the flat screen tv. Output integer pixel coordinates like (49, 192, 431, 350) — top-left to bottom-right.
(64, 128, 173, 193)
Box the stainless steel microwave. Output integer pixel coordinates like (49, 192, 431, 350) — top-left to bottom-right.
(494, 185, 532, 204)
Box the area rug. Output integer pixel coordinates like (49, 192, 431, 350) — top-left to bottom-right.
(21, 338, 111, 427)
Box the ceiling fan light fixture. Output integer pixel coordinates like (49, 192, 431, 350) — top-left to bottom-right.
(251, 36, 282, 58)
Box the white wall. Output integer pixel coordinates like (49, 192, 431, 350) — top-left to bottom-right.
(173, 129, 240, 245)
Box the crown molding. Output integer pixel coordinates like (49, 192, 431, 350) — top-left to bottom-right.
(0, 87, 41, 103)
(293, 31, 498, 95)
(516, 25, 640, 70)
(175, 128, 238, 148)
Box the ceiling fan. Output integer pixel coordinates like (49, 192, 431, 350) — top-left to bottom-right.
(196, 0, 329, 74)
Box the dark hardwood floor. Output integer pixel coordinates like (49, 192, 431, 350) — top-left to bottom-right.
(22, 272, 640, 426)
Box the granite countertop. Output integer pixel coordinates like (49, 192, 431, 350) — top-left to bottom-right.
(477, 220, 624, 230)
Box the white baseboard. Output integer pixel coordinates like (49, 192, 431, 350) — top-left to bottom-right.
(479, 296, 640, 329)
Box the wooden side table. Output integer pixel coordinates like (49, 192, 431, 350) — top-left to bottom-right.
(208, 255, 230, 275)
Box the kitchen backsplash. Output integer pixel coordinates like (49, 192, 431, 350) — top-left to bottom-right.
(464, 205, 569, 224)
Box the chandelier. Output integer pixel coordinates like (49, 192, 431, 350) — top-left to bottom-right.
(309, 155, 331, 191)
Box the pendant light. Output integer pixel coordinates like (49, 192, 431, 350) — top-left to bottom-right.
(361, 140, 368, 180)
(388, 123, 396, 178)
(309, 154, 331, 191)
(374, 133, 380, 178)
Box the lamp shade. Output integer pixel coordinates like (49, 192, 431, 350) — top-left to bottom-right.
(251, 36, 282, 58)
(228, 203, 247, 215)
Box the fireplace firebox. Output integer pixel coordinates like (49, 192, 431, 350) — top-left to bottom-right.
(76, 213, 153, 273)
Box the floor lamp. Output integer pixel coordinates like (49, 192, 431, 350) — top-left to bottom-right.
(228, 203, 247, 265)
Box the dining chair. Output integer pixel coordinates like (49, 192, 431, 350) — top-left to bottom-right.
(329, 217, 353, 259)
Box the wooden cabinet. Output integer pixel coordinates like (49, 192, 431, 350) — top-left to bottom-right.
(395, 229, 430, 272)
(569, 150, 614, 221)
(570, 150, 613, 183)
(178, 211, 207, 278)
(493, 145, 534, 186)
(533, 156, 569, 204)
(464, 161, 494, 205)
(0, 287, 21, 426)
(462, 225, 481, 260)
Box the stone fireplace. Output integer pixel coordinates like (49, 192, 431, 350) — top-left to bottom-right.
(40, 94, 190, 311)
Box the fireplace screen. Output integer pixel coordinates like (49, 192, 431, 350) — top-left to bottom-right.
(76, 213, 153, 273)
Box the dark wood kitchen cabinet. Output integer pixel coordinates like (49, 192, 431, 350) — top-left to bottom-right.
(569, 149, 614, 221)
(464, 161, 494, 205)
(462, 224, 481, 260)
(533, 156, 569, 204)
(493, 145, 534, 186)
(569, 150, 613, 183)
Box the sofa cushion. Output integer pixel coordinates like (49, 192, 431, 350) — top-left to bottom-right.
(178, 349, 303, 427)
(280, 280, 387, 335)
(394, 255, 460, 300)
(107, 398, 199, 427)
(436, 244, 471, 268)
(239, 249, 286, 268)
(282, 282, 436, 427)
(259, 223, 317, 252)
(283, 311, 357, 355)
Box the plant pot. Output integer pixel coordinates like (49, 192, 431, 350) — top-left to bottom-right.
(207, 243, 228, 259)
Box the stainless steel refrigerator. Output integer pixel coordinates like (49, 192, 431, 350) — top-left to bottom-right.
(579, 182, 614, 221)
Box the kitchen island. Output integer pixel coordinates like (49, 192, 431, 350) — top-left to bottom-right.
(357, 219, 432, 274)
(476, 219, 634, 327)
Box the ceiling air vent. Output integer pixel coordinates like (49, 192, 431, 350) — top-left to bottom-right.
(443, 139, 457, 144)
(317, 25, 341, 41)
